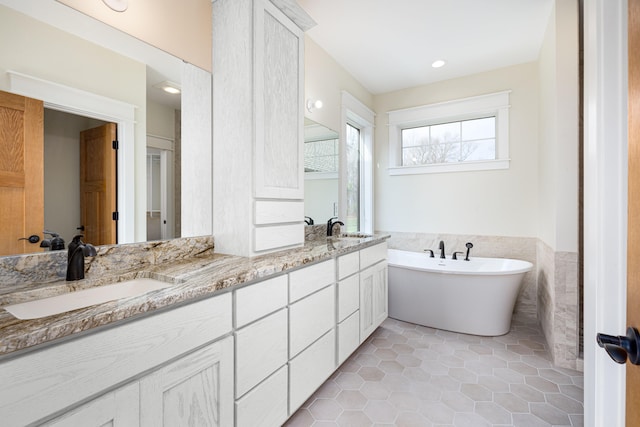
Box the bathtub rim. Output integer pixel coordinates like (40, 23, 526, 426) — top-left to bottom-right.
(387, 248, 533, 276)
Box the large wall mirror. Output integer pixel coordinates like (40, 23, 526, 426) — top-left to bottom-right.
(304, 117, 339, 225)
(0, 0, 210, 257)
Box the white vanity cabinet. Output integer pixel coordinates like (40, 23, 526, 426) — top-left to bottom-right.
(359, 242, 389, 342)
(0, 293, 234, 427)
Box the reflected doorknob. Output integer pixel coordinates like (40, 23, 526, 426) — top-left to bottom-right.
(19, 235, 40, 244)
(597, 327, 640, 365)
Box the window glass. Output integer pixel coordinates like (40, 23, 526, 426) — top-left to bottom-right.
(304, 138, 338, 173)
(345, 123, 360, 233)
(401, 117, 496, 166)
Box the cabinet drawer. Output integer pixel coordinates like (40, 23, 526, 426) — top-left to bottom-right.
(236, 309, 288, 398)
(360, 242, 387, 269)
(338, 311, 360, 365)
(289, 329, 336, 413)
(338, 273, 359, 322)
(236, 366, 288, 427)
(235, 274, 287, 327)
(289, 285, 335, 358)
(289, 259, 335, 302)
(338, 251, 359, 280)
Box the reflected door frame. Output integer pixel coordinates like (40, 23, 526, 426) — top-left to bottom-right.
(147, 135, 175, 240)
(7, 71, 136, 243)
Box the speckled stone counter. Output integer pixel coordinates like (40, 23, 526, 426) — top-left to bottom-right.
(0, 234, 388, 357)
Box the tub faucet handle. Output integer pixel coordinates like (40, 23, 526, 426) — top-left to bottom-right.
(465, 242, 474, 261)
(423, 249, 434, 258)
(452, 251, 464, 260)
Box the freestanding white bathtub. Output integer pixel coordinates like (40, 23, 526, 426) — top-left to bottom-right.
(388, 249, 533, 336)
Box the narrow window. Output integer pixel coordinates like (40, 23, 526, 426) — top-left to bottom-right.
(345, 123, 360, 233)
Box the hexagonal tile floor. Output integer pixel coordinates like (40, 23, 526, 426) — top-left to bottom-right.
(284, 315, 583, 427)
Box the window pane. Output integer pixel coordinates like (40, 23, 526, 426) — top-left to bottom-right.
(304, 138, 338, 172)
(463, 139, 496, 161)
(402, 127, 429, 147)
(400, 115, 496, 166)
(431, 122, 460, 143)
(346, 124, 360, 232)
(462, 117, 495, 140)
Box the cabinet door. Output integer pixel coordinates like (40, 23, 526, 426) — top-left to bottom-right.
(360, 265, 375, 342)
(373, 261, 388, 328)
(254, 0, 304, 199)
(40, 382, 139, 427)
(140, 337, 234, 427)
(360, 261, 388, 342)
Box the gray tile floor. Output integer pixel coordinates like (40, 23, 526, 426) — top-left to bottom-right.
(284, 314, 583, 427)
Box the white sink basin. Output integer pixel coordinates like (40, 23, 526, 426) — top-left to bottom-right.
(3, 278, 172, 320)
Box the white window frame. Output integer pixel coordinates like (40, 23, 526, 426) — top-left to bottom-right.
(388, 91, 511, 175)
(340, 91, 375, 235)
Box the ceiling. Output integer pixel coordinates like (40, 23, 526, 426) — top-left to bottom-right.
(297, 0, 555, 94)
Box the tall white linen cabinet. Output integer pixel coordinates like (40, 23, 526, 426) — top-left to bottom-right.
(212, 0, 316, 257)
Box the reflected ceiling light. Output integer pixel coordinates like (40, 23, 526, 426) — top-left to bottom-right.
(153, 81, 181, 94)
(306, 99, 323, 113)
(102, 0, 129, 12)
(431, 59, 446, 68)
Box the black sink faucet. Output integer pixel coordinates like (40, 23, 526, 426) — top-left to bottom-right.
(439, 240, 446, 259)
(327, 217, 345, 237)
(66, 235, 97, 281)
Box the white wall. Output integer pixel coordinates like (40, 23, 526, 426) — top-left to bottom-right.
(538, 0, 580, 253)
(304, 178, 338, 222)
(147, 99, 176, 140)
(0, 5, 148, 242)
(304, 36, 373, 134)
(374, 62, 540, 237)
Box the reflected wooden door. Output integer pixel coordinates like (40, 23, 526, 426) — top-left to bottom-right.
(80, 123, 117, 246)
(628, 0, 640, 424)
(0, 90, 43, 256)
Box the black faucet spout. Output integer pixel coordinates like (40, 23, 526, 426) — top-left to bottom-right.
(66, 235, 97, 281)
(327, 217, 345, 237)
(439, 240, 446, 259)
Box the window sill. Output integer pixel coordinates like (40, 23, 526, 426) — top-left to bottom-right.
(388, 159, 510, 175)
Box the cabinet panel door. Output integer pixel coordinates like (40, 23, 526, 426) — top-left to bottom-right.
(140, 337, 234, 427)
(360, 265, 375, 342)
(41, 382, 139, 427)
(254, 0, 304, 199)
(373, 262, 388, 328)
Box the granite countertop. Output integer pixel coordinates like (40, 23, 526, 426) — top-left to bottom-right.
(0, 234, 388, 358)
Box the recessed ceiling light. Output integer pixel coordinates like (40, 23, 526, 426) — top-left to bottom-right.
(153, 81, 181, 95)
(431, 60, 446, 68)
(102, 0, 128, 12)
